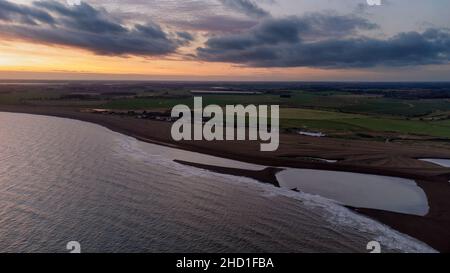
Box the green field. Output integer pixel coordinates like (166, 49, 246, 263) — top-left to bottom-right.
(0, 90, 61, 104)
(103, 91, 450, 117)
(2, 88, 450, 139)
(103, 97, 450, 138)
(279, 108, 450, 138)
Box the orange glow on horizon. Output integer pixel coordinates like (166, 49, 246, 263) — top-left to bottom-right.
(0, 40, 382, 81)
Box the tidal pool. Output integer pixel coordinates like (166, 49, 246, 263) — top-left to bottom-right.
(420, 158, 450, 168)
(276, 169, 429, 216)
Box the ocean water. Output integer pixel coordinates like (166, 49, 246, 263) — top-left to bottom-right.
(0, 112, 436, 253)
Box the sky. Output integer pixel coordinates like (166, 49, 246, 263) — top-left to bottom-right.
(0, 0, 449, 81)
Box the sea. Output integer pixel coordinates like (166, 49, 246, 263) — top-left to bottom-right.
(0, 112, 436, 253)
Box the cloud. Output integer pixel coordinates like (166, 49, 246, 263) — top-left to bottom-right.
(177, 31, 195, 42)
(168, 15, 258, 33)
(2, 0, 449, 70)
(0, 0, 54, 25)
(34, 0, 126, 33)
(218, 0, 271, 18)
(0, 0, 191, 57)
(197, 14, 450, 68)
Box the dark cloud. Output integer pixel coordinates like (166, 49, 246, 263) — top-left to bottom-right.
(0, 0, 191, 57)
(197, 14, 450, 68)
(176, 31, 195, 42)
(218, 0, 271, 18)
(34, 1, 126, 33)
(0, 0, 54, 25)
(199, 14, 377, 50)
(168, 15, 258, 33)
(2, 0, 448, 70)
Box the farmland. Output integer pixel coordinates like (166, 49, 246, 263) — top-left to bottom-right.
(1, 81, 450, 139)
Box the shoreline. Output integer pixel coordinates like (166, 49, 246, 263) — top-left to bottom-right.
(1, 106, 450, 252)
(174, 160, 282, 187)
(175, 159, 450, 253)
(2, 106, 450, 179)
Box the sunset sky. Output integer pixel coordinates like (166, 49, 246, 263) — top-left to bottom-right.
(0, 0, 449, 81)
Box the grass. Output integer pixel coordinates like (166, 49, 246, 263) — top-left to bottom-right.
(0, 90, 60, 104)
(281, 118, 450, 138)
(2, 89, 450, 139)
(346, 118, 450, 138)
(104, 97, 193, 109)
(280, 108, 363, 120)
(341, 99, 450, 117)
(103, 95, 450, 138)
(279, 108, 450, 138)
(273, 91, 450, 117)
(103, 94, 285, 110)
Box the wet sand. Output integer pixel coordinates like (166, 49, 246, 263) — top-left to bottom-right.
(174, 160, 282, 187)
(1, 105, 450, 252)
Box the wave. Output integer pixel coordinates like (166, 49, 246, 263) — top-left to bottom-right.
(113, 134, 437, 253)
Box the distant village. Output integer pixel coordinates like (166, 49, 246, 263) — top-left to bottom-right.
(87, 108, 176, 122)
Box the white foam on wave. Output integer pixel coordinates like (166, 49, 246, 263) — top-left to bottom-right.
(112, 134, 217, 177)
(112, 134, 437, 253)
(1, 112, 438, 253)
(214, 172, 437, 253)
